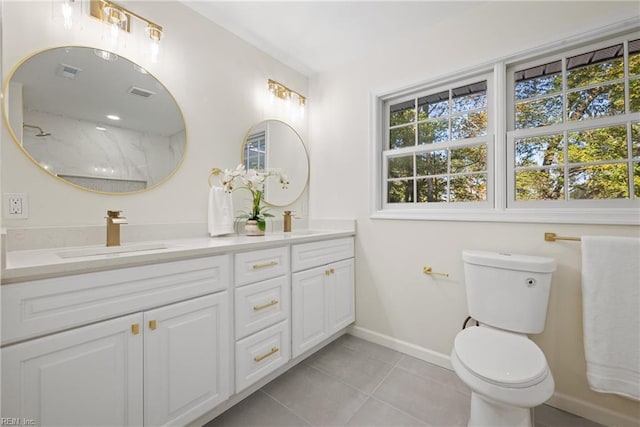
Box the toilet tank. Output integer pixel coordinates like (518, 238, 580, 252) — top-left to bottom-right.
(462, 250, 556, 334)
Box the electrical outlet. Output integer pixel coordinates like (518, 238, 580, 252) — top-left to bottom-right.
(4, 193, 29, 219)
(9, 196, 22, 214)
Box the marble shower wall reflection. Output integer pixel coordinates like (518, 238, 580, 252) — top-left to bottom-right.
(23, 109, 185, 192)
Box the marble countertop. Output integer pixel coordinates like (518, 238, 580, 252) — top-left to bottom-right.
(2, 230, 355, 284)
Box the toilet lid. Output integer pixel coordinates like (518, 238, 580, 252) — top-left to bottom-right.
(454, 327, 548, 388)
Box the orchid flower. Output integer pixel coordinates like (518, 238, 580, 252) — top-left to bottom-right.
(217, 164, 290, 232)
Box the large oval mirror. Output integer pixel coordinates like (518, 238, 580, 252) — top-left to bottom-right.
(242, 120, 309, 206)
(2, 46, 186, 194)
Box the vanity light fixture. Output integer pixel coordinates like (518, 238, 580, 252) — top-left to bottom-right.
(268, 79, 307, 108)
(90, 0, 164, 61)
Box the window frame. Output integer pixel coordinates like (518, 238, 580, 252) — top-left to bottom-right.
(506, 35, 640, 210)
(370, 23, 640, 225)
(382, 72, 495, 209)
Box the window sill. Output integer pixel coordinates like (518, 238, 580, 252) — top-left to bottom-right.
(370, 207, 640, 225)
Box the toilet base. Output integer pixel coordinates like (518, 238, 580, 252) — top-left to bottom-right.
(469, 392, 532, 427)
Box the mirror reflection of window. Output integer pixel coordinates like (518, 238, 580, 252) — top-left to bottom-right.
(242, 120, 309, 206)
(244, 131, 267, 171)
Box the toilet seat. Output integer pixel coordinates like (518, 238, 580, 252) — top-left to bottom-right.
(454, 327, 548, 388)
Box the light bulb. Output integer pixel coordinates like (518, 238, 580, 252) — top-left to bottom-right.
(146, 26, 163, 63)
(151, 39, 160, 63)
(61, 0, 73, 29)
(110, 22, 120, 49)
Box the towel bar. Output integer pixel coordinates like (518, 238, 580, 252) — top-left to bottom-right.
(544, 232, 581, 242)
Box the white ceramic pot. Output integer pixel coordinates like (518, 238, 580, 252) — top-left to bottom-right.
(245, 220, 265, 236)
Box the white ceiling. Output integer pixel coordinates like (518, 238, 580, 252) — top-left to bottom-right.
(181, 1, 484, 76)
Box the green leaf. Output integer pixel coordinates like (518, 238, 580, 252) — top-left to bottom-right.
(258, 219, 266, 231)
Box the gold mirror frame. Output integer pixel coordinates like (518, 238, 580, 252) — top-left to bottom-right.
(241, 120, 309, 206)
(2, 46, 187, 195)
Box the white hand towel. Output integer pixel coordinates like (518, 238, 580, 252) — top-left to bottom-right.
(208, 185, 234, 237)
(581, 236, 640, 401)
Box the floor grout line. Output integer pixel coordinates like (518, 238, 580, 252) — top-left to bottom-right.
(207, 335, 604, 427)
(258, 389, 315, 426)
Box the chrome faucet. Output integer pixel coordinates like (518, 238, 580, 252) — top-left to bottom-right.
(106, 210, 127, 247)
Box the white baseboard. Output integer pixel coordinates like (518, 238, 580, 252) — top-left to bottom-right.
(547, 392, 640, 427)
(347, 325, 638, 427)
(347, 325, 452, 370)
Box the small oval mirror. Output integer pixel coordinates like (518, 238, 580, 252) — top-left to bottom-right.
(242, 120, 309, 206)
(2, 46, 186, 194)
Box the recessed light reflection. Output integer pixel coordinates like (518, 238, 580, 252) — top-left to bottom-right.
(133, 64, 148, 74)
(96, 125, 107, 131)
(107, 115, 120, 121)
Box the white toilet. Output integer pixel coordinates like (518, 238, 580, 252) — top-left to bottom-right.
(451, 250, 556, 427)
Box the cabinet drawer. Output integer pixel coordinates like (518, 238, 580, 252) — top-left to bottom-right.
(1, 255, 230, 345)
(235, 320, 290, 393)
(291, 237, 354, 272)
(235, 276, 290, 340)
(235, 246, 289, 286)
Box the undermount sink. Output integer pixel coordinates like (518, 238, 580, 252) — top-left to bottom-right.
(57, 243, 170, 259)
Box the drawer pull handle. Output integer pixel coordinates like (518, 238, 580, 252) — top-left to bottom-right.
(254, 346, 279, 362)
(149, 320, 157, 330)
(253, 300, 279, 311)
(252, 261, 279, 270)
(131, 323, 140, 335)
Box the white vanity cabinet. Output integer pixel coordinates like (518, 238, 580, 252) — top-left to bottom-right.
(1, 230, 356, 426)
(234, 246, 291, 392)
(2, 313, 144, 426)
(291, 237, 355, 358)
(1, 256, 231, 427)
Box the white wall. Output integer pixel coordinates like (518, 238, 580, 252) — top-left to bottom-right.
(1, 0, 308, 227)
(307, 2, 640, 425)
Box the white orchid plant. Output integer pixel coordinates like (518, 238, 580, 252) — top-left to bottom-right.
(222, 164, 289, 231)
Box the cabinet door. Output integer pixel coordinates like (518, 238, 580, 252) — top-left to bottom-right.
(328, 258, 355, 333)
(144, 292, 229, 427)
(1, 313, 143, 427)
(292, 266, 329, 358)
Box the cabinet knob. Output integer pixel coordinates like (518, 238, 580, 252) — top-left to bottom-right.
(149, 320, 157, 330)
(131, 323, 140, 335)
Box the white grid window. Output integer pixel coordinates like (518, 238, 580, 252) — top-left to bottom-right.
(383, 74, 494, 208)
(507, 36, 640, 208)
(373, 29, 639, 224)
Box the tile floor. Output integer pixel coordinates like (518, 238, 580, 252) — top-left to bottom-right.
(205, 334, 603, 427)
